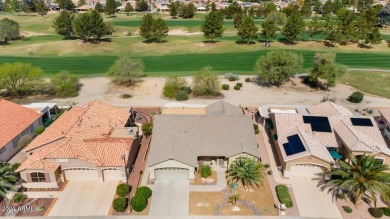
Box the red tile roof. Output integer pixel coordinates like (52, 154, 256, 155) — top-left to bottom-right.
(0, 99, 42, 148)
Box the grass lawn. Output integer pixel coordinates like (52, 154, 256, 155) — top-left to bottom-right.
(340, 71, 390, 99)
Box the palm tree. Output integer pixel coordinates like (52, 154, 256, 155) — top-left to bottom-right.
(227, 158, 264, 189)
(0, 164, 18, 199)
(324, 154, 390, 206)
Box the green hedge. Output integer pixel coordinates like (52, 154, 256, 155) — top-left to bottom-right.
(131, 195, 147, 212)
(234, 85, 240, 90)
(136, 186, 152, 199)
(381, 207, 390, 217)
(113, 197, 128, 212)
(199, 164, 212, 178)
(222, 84, 229, 90)
(35, 126, 46, 135)
(116, 184, 130, 197)
(369, 208, 384, 218)
(348, 91, 364, 103)
(276, 185, 293, 208)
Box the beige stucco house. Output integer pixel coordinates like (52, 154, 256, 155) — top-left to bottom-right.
(0, 99, 43, 163)
(378, 108, 390, 140)
(17, 101, 140, 189)
(147, 101, 260, 182)
(269, 102, 390, 178)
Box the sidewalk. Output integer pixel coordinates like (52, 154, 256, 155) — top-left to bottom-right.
(189, 171, 226, 192)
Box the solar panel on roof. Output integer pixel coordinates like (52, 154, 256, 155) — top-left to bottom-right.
(350, 118, 373, 126)
(282, 134, 306, 156)
(303, 116, 332, 133)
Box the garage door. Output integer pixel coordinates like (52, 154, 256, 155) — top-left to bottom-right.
(64, 169, 99, 181)
(289, 164, 324, 178)
(103, 169, 122, 181)
(155, 168, 188, 181)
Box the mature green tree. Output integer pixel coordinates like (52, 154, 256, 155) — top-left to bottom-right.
(10, 0, 20, 13)
(107, 57, 144, 86)
(0, 164, 19, 199)
(261, 19, 278, 41)
(136, 0, 148, 12)
(282, 11, 305, 43)
(227, 158, 264, 189)
(266, 11, 287, 28)
(233, 13, 243, 29)
(56, 0, 75, 11)
(163, 75, 187, 98)
(307, 15, 322, 41)
(125, 3, 134, 15)
(151, 18, 168, 42)
(72, 10, 108, 42)
(313, 0, 322, 13)
(169, 2, 178, 18)
(322, 0, 333, 16)
(323, 154, 390, 206)
(254, 50, 304, 86)
(0, 63, 44, 98)
(332, 0, 343, 14)
(95, 2, 103, 12)
(210, 2, 217, 11)
(357, 0, 373, 12)
(237, 16, 258, 44)
(139, 13, 154, 41)
(264, 2, 277, 15)
(281, 3, 299, 17)
(22, 2, 32, 14)
(0, 18, 20, 43)
(335, 8, 358, 44)
(255, 5, 265, 17)
(248, 6, 255, 17)
(105, 0, 116, 17)
(77, 0, 86, 6)
(360, 7, 382, 46)
(224, 1, 242, 19)
(192, 66, 220, 97)
(52, 10, 74, 37)
(309, 53, 347, 90)
(35, 0, 48, 16)
(200, 11, 224, 42)
(300, 2, 312, 18)
(50, 71, 80, 97)
(364, 27, 381, 47)
(2, 0, 12, 12)
(179, 3, 196, 18)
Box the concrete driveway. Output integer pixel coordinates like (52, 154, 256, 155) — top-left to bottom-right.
(49, 180, 117, 216)
(150, 180, 189, 216)
(290, 176, 342, 219)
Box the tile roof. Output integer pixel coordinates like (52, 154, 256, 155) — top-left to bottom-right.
(379, 108, 390, 124)
(0, 99, 42, 148)
(205, 101, 244, 115)
(307, 101, 354, 116)
(17, 101, 133, 172)
(148, 113, 260, 167)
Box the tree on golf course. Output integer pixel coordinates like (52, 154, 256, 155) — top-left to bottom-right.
(72, 10, 108, 42)
(151, 18, 169, 42)
(282, 11, 305, 43)
(261, 19, 278, 41)
(139, 14, 154, 41)
(0, 18, 20, 43)
(107, 57, 144, 86)
(200, 11, 224, 42)
(52, 10, 75, 38)
(254, 50, 304, 87)
(237, 16, 258, 44)
(105, 0, 116, 17)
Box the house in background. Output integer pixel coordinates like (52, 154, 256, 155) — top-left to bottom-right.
(147, 101, 259, 183)
(22, 102, 60, 123)
(378, 108, 390, 140)
(17, 101, 140, 189)
(0, 99, 43, 163)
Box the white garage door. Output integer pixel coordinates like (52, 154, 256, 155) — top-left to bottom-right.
(155, 168, 188, 181)
(64, 169, 99, 181)
(103, 169, 122, 181)
(289, 164, 324, 178)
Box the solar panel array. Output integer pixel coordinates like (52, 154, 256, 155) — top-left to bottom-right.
(282, 134, 306, 156)
(303, 116, 332, 132)
(350, 118, 373, 127)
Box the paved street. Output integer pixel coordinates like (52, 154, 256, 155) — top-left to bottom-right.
(49, 181, 117, 216)
(150, 180, 189, 216)
(290, 176, 342, 219)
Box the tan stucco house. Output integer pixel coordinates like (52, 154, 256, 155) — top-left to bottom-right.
(17, 101, 140, 189)
(378, 108, 390, 140)
(0, 99, 43, 163)
(147, 101, 260, 183)
(269, 101, 390, 178)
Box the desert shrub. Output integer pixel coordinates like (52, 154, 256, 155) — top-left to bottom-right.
(221, 84, 230, 90)
(35, 126, 45, 135)
(236, 82, 243, 87)
(253, 124, 259, 130)
(179, 86, 192, 94)
(276, 185, 293, 208)
(245, 77, 251, 82)
(116, 184, 130, 197)
(255, 129, 259, 134)
(192, 66, 221, 97)
(121, 93, 132, 98)
(348, 92, 364, 103)
(267, 170, 272, 175)
(343, 206, 352, 213)
(234, 85, 240, 90)
(50, 71, 80, 97)
(224, 73, 239, 81)
(131, 195, 147, 212)
(175, 90, 189, 101)
(369, 208, 384, 218)
(113, 197, 128, 212)
(13, 193, 26, 203)
(264, 163, 270, 169)
(162, 75, 187, 99)
(199, 164, 212, 178)
(17, 134, 33, 149)
(337, 193, 345, 199)
(136, 186, 152, 199)
(320, 95, 336, 103)
(381, 207, 390, 216)
(141, 122, 153, 136)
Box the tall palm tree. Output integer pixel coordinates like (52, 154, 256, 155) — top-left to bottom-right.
(227, 158, 264, 189)
(324, 154, 390, 206)
(0, 164, 18, 199)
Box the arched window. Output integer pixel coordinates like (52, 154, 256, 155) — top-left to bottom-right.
(31, 172, 46, 182)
